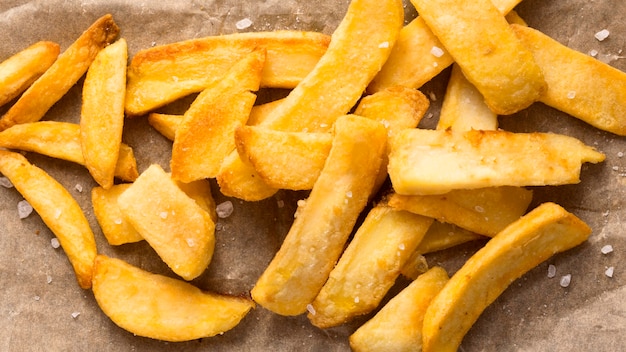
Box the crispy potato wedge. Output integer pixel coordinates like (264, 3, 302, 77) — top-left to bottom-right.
(409, 0, 545, 115)
(368, 0, 522, 92)
(80, 38, 128, 189)
(171, 49, 265, 182)
(388, 129, 605, 195)
(92, 255, 255, 342)
(0, 121, 138, 182)
(0, 150, 97, 289)
(235, 127, 333, 190)
(350, 267, 449, 352)
(117, 164, 215, 281)
(92, 184, 144, 246)
(308, 204, 433, 328)
(0, 14, 119, 131)
(0, 41, 60, 107)
(216, 151, 280, 201)
(174, 178, 217, 223)
(251, 115, 387, 315)
(422, 202, 592, 351)
(437, 64, 498, 131)
(388, 187, 533, 237)
(512, 24, 626, 136)
(125, 31, 330, 115)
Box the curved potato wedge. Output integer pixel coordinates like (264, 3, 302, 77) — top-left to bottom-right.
(0, 14, 119, 131)
(125, 31, 330, 115)
(92, 255, 255, 342)
(0, 150, 97, 289)
(0, 41, 60, 107)
(422, 202, 592, 351)
(0, 121, 138, 182)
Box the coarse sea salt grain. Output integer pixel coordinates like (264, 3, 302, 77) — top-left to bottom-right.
(0, 176, 13, 188)
(306, 304, 316, 316)
(51, 238, 61, 249)
(378, 41, 390, 49)
(17, 200, 34, 219)
(595, 29, 610, 41)
(601, 244, 614, 254)
(547, 264, 557, 278)
(589, 49, 599, 57)
(74, 184, 83, 193)
(430, 46, 445, 57)
(559, 274, 572, 288)
(216, 200, 234, 219)
(71, 311, 81, 319)
(605, 266, 614, 278)
(567, 91, 577, 99)
(236, 18, 253, 30)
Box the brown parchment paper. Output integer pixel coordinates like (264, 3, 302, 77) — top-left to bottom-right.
(0, 0, 624, 351)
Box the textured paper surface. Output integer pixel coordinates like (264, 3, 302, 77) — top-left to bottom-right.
(0, 0, 624, 351)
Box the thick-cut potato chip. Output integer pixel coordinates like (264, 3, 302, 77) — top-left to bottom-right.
(388, 187, 533, 237)
(0, 14, 119, 131)
(251, 115, 387, 316)
(125, 31, 330, 115)
(171, 49, 265, 182)
(368, 0, 522, 92)
(92, 184, 144, 246)
(388, 129, 605, 195)
(0, 150, 97, 289)
(0, 121, 138, 182)
(117, 164, 215, 281)
(80, 38, 127, 189)
(349, 267, 449, 352)
(92, 255, 255, 342)
(409, 0, 545, 115)
(422, 202, 592, 351)
(0, 41, 60, 108)
(308, 204, 433, 328)
(512, 24, 626, 136)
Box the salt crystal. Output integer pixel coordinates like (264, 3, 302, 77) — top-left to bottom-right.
(559, 274, 571, 288)
(378, 41, 390, 49)
(345, 191, 353, 198)
(297, 199, 307, 207)
(17, 200, 33, 219)
(601, 244, 613, 255)
(186, 238, 196, 247)
(71, 311, 81, 319)
(0, 176, 13, 188)
(151, 41, 157, 47)
(605, 266, 614, 278)
(354, 296, 360, 303)
(398, 243, 406, 251)
(567, 91, 576, 99)
(617, 152, 624, 158)
(46, 275, 53, 284)
(430, 46, 445, 58)
(34, 296, 40, 301)
(54, 208, 62, 219)
(589, 49, 599, 57)
(113, 218, 123, 225)
(236, 18, 253, 30)
(216, 201, 234, 218)
(547, 264, 556, 278)
(428, 92, 437, 101)
(74, 184, 83, 193)
(51, 238, 61, 249)
(159, 211, 168, 219)
(306, 304, 316, 315)
(474, 205, 485, 213)
(595, 29, 610, 41)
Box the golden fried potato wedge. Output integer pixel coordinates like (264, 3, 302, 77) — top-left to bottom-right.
(388, 187, 533, 237)
(117, 164, 215, 281)
(92, 255, 255, 342)
(92, 184, 144, 246)
(422, 202, 592, 351)
(235, 126, 333, 190)
(173, 178, 217, 223)
(0, 121, 138, 182)
(251, 115, 387, 315)
(125, 31, 329, 115)
(171, 49, 265, 182)
(0, 150, 97, 289)
(350, 267, 449, 352)
(388, 129, 605, 195)
(217, 151, 279, 201)
(437, 64, 498, 131)
(512, 24, 626, 136)
(398, 252, 430, 281)
(0, 14, 119, 131)
(80, 38, 127, 189)
(308, 204, 433, 328)
(409, 0, 545, 115)
(0, 41, 60, 107)
(368, 0, 522, 92)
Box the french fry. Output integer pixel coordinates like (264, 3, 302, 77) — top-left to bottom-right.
(388, 129, 605, 195)
(388, 187, 533, 237)
(117, 164, 215, 281)
(408, 0, 546, 115)
(0, 41, 60, 107)
(422, 202, 592, 351)
(125, 31, 330, 115)
(368, 0, 523, 93)
(0, 121, 138, 182)
(349, 267, 449, 352)
(0, 14, 119, 131)
(251, 115, 387, 315)
(308, 204, 433, 328)
(0, 150, 97, 289)
(512, 24, 626, 136)
(80, 38, 127, 189)
(92, 255, 255, 342)
(170, 49, 265, 182)
(92, 184, 144, 246)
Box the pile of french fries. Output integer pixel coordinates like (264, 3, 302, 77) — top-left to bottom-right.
(0, 0, 623, 349)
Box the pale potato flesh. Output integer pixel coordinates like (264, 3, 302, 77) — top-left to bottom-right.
(92, 255, 255, 342)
